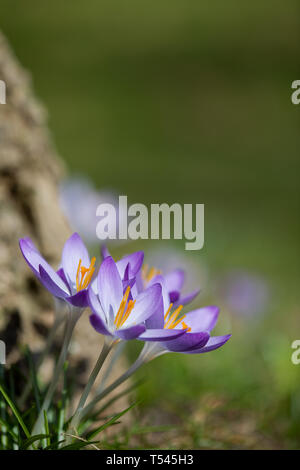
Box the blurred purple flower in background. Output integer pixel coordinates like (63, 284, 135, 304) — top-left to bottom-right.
(145, 246, 208, 301)
(59, 177, 124, 245)
(219, 270, 270, 317)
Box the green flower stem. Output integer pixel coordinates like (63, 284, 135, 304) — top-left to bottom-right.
(66, 338, 115, 439)
(78, 343, 151, 421)
(96, 340, 126, 394)
(31, 307, 81, 437)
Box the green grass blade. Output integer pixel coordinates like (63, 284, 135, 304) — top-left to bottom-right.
(0, 384, 30, 439)
(0, 395, 8, 449)
(21, 433, 51, 450)
(86, 402, 136, 441)
(60, 440, 99, 450)
(43, 410, 51, 448)
(57, 362, 68, 445)
(12, 425, 19, 450)
(88, 380, 142, 422)
(0, 416, 19, 442)
(25, 347, 41, 412)
(44, 439, 66, 450)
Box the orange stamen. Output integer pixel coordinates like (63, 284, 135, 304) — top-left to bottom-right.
(81, 257, 96, 289)
(76, 259, 82, 291)
(164, 305, 184, 329)
(141, 264, 149, 281)
(182, 321, 191, 333)
(119, 299, 136, 327)
(142, 264, 161, 283)
(146, 267, 156, 282)
(114, 286, 131, 328)
(170, 313, 186, 329)
(76, 257, 96, 291)
(164, 303, 173, 321)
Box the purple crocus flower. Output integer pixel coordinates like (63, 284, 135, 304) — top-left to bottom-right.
(19, 233, 95, 307)
(136, 276, 231, 354)
(139, 304, 231, 355)
(101, 246, 143, 279)
(88, 256, 185, 342)
(147, 268, 200, 308)
(98, 246, 144, 297)
(102, 245, 199, 308)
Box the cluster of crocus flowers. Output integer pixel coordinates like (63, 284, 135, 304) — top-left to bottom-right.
(20, 232, 231, 355)
(19, 232, 231, 437)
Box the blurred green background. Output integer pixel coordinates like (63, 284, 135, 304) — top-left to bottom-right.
(2, 0, 300, 448)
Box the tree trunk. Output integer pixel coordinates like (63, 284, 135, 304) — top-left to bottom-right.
(0, 31, 129, 423)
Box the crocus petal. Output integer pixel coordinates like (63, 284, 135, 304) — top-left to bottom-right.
(185, 334, 231, 354)
(90, 277, 98, 294)
(145, 273, 166, 328)
(164, 269, 185, 292)
(138, 328, 186, 341)
(19, 239, 68, 292)
(98, 256, 123, 314)
(19, 238, 42, 278)
(115, 324, 146, 340)
(88, 286, 107, 320)
(173, 289, 200, 308)
(39, 265, 69, 299)
(61, 233, 90, 286)
(116, 251, 144, 278)
(148, 274, 170, 313)
(66, 290, 89, 307)
(145, 294, 164, 329)
(89, 313, 111, 336)
(22, 237, 39, 252)
(133, 271, 144, 295)
(123, 264, 130, 282)
(122, 277, 136, 297)
(56, 268, 71, 294)
(162, 331, 210, 352)
(184, 306, 220, 332)
(123, 283, 162, 327)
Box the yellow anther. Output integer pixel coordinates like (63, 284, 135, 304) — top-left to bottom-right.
(76, 259, 82, 291)
(164, 305, 184, 329)
(119, 299, 136, 327)
(114, 286, 131, 328)
(164, 303, 191, 332)
(164, 303, 173, 321)
(76, 257, 96, 291)
(170, 313, 186, 329)
(141, 264, 149, 281)
(182, 321, 191, 333)
(142, 264, 161, 283)
(146, 267, 156, 282)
